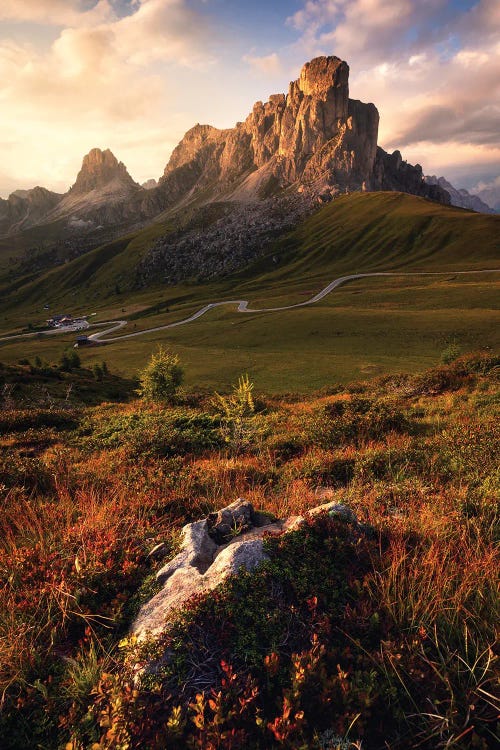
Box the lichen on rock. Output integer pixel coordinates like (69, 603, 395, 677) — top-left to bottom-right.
(132, 497, 357, 641)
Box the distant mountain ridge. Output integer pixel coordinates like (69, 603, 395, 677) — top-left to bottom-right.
(470, 183, 500, 213)
(425, 175, 495, 214)
(0, 55, 495, 242)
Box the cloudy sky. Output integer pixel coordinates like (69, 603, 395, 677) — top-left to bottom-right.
(0, 0, 499, 198)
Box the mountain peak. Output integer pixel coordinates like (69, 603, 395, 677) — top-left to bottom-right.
(298, 56, 348, 99)
(153, 53, 449, 211)
(71, 147, 138, 194)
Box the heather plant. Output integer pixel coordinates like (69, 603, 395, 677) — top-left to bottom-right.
(80, 409, 223, 457)
(0, 452, 55, 493)
(0, 355, 498, 749)
(0, 407, 79, 432)
(305, 396, 411, 449)
(126, 411, 223, 458)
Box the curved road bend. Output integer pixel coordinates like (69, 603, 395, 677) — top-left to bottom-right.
(0, 319, 120, 343)
(87, 269, 500, 344)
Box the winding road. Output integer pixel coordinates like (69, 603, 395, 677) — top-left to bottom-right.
(1, 269, 498, 345)
(87, 269, 500, 344)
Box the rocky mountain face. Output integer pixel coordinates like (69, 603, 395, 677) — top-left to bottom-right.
(141, 56, 447, 217)
(141, 178, 158, 190)
(425, 175, 495, 214)
(0, 148, 142, 237)
(0, 186, 62, 235)
(147, 58, 373, 209)
(2, 55, 453, 242)
(69, 148, 138, 195)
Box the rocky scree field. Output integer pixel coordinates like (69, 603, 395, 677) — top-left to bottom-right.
(0, 351, 498, 749)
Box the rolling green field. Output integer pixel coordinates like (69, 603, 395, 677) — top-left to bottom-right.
(1, 192, 498, 391)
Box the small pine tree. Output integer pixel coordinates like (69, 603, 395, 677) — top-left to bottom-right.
(92, 363, 103, 381)
(69, 350, 81, 369)
(214, 374, 255, 451)
(137, 347, 184, 403)
(59, 349, 80, 372)
(59, 353, 71, 372)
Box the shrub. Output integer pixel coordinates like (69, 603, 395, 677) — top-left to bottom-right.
(306, 396, 411, 449)
(441, 342, 461, 365)
(92, 363, 103, 381)
(137, 347, 184, 403)
(59, 349, 81, 372)
(0, 453, 55, 493)
(81, 410, 223, 457)
(0, 408, 79, 433)
(127, 411, 223, 458)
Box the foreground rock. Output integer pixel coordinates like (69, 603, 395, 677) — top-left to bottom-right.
(132, 498, 355, 639)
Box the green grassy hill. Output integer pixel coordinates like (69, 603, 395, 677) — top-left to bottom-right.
(240, 190, 500, 285)
(2, 192, 499, 310)
(0, 200, 233, 310)
(0, 192, 498, 390)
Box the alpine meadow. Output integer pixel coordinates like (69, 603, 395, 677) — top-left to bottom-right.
(0, 2, 498, 749)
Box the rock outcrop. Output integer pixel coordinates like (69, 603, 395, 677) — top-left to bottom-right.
(2, 55, 453, 241)
(424, 175, 495, 214)
(70, 148, 138, 196)
(0, 186, 63, 235)
(147, 56, 380, 211)
(132, 498, 355, 640)
(373, 149, 450, 204)
(46, 148, 142, 227)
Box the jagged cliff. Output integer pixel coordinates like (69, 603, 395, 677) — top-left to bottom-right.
(147, 57, 380, 209)
(1, 55, 454, 240)
(143, 55, 446, 214)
